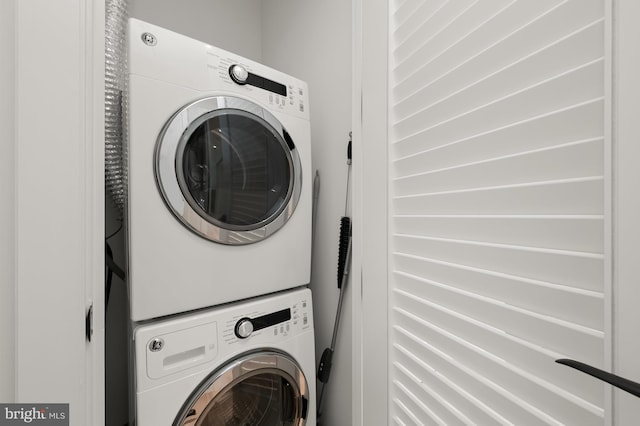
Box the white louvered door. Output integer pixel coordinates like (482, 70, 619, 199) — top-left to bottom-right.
(388, 1, 610, 425)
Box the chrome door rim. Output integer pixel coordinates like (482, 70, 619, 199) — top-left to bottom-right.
(174, 350, 309, 426)
(155, 96, 303, 245)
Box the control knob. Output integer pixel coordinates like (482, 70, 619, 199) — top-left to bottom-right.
(234, 318, 254, 339)
(229, 64, 249, 85)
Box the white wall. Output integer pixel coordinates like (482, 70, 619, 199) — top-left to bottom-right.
(129, 0, 263, 61)
(261, 3, 353, 425)
(0, 0, 15, 403)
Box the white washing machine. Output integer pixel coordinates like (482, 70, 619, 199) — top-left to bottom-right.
(133, 287, 316, 425)
(127, 19, 312, 321)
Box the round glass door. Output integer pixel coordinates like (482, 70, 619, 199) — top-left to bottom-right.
(155, 96, 302, 245)
(174, 351, 309, 426)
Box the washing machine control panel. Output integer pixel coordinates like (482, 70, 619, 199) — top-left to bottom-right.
(234, 308, 292, 339)
(224, 295, 312, 345)
(134, 288, 314, 395)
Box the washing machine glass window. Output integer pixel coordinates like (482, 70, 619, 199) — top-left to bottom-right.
(155, 96, 303, 245)
(175, 351, 309, 426)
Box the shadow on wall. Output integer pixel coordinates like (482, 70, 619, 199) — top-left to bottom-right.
(105, 195, 129, 426)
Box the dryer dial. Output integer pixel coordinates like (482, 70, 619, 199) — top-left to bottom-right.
(234, 318, 254, 339)
(229, 64, 249, 84)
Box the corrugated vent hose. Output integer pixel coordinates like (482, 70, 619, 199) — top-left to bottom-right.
(105, 0, 128, 217)
(105, 0, 128, 307)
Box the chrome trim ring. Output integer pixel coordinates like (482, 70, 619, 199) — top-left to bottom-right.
(174, 350, 309, 426)
(155, 96, 303, 245)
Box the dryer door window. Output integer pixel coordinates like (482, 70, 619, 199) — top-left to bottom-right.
(155, 96, 303, 245)
(178, 110, 291, 229)
(175, 351, 309, 426)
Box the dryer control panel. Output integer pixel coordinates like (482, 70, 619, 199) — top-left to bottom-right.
(206, 49, 309, 120)
(129, 18, 309, 121)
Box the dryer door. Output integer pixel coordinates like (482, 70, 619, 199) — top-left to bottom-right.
(156, 96, 302, 245)
(174, 351, 310, 426)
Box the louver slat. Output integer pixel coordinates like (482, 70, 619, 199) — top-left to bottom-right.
(393, 20, 605, 120)
(393, 139, 603, 196)
(389, 0, 607, 424)
(393, 100, 604, 174)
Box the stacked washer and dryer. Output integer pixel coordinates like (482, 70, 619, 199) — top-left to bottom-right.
(126, 19, 316, 425)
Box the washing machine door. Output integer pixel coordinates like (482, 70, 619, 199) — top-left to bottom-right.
(155, 96, 302, 245)
(174, 351, 310, 426)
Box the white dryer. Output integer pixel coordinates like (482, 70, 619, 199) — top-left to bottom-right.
(133, 287, 316, 425)
(127, 19, 312, 321)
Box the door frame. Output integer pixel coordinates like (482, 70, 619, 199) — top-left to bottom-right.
(351, 0, 389, 424)
(611, 0, 640, 423)
(13, 1, 105, 425)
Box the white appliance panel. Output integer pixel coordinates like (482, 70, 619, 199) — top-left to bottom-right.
(127, 19, 312, 320)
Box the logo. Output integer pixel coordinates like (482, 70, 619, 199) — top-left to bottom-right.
(0, 404, 68, 425)
(148, 338, 164, 352)
(141, 32, 157, 46)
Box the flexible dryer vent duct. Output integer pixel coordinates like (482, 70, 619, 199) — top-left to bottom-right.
(105, 0, 128, 217)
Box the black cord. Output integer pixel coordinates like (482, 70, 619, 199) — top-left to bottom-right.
(105, 241, 125, 281)
(105, 242, 125, 305)
(105, 220, 125, 308)
(106, 219, 123, 240)
(105, 242, 116, 307)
